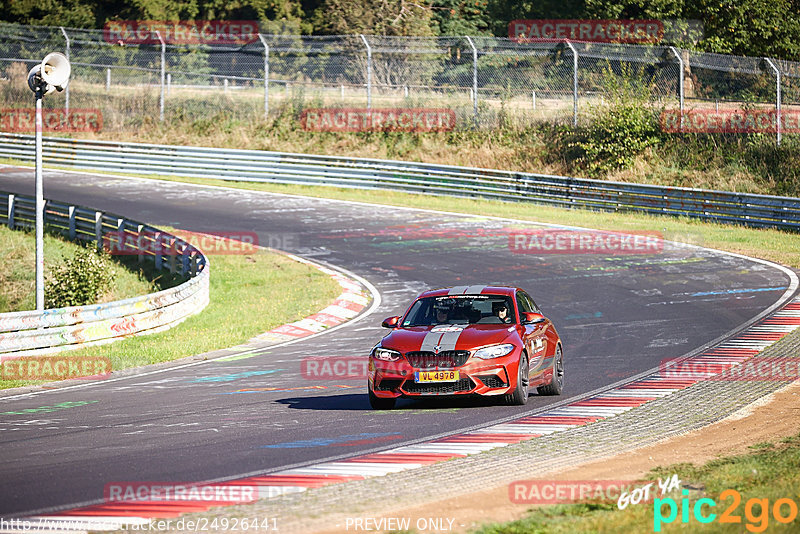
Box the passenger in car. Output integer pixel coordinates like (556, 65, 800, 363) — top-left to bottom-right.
(493, 301, 512, 324)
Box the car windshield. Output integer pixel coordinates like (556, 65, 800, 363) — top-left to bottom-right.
(401, 295, 516, 327)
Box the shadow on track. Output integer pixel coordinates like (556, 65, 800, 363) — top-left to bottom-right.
(276, 393, 513, 411)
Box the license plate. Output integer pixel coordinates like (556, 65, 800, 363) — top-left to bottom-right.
(415, 370, 459, 383)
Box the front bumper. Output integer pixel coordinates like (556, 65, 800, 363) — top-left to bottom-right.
(368, 352, 520, 398)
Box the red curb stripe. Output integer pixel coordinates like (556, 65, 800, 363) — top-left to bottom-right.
(270, 324, 315, 337)
(571, 398, 651, 407)
(734, 333, 786, 340)
(306, 313, 344, 326)
(235, 474, 365, 487)
(341, 453, 462, 463)
(331, 300, 366, 312)
(435, 434, 532, 443)
(515, 416, 603, 424)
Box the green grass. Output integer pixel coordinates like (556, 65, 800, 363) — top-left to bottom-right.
(1, 232, 342, 390)
(0, 225, 158, 313)
(473, 432, 800, 533)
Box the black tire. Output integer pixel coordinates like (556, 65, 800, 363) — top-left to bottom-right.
(537, 345, 563, 396)
(505, 353, 530, 405)
(368, 387, 396, 410)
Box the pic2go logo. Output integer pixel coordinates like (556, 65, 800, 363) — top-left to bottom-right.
(654, 489, 799, 532)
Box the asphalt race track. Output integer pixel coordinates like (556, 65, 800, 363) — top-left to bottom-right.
(0, 167, 795, 517)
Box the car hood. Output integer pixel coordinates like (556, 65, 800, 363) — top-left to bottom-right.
(381, 324, 518, 353)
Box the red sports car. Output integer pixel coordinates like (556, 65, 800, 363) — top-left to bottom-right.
(368, 285, 563, 410)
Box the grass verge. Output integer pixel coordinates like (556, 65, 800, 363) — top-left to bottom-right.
(0, 224, 159, 313)
(0, 240, 342, 390)
(473, 432, 800, 533)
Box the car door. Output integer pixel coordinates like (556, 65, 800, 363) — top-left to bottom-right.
(517, 291, 548, 372)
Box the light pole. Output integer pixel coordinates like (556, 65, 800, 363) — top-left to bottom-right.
(26, 52, 71, 312)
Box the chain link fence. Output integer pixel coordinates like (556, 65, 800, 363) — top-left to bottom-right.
(1, 21, 798, 142)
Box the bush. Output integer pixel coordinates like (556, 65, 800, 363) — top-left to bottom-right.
(45, 247, 115, 308)
(569, 68, 662, 177)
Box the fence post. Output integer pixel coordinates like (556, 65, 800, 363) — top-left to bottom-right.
(668, 47, 684, 130)
(94, 211, 103, 251)
(166, 73, 171, 96)
(154, 230, 163, 270)
(182, 247, 190, 275)
(532, 90, 536, 110)
(763, 58, 782, 147)
(360, 34, 372, 111)
(156, 30, 165, 122)
(137, 223, 144, 264)
(7, 193, 14, 229)
(258, 33, 269, 117)
(117, 217, 125, 252)
(465, 36, 478, 120)
(564, 40, 578, 127)
(168, 237, 177, 273)
(106, 67, 111, 91)
(68, 205, 76, 239)
(60, 27, 70, 118)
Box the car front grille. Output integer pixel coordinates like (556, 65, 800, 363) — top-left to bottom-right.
(405, 350, 471, 369)
(402, 378, 474, 394)
(477, 375, 508, 388)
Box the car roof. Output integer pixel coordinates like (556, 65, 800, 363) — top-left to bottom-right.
(417, 286, 518, 299)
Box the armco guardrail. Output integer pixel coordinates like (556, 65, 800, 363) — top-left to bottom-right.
(0, 191, 209, 356)
(0, 133, 799, 230)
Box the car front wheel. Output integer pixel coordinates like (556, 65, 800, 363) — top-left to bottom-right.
(368, 385, 397, 410)
(505, 353, 529, 405)
(537, 345, 563, 396)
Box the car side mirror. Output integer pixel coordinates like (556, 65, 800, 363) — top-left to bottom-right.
(381, 316, 400, 328)
(522, 312, 545, 324)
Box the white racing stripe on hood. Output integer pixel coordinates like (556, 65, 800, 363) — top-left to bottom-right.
(447, 285, 487, 295)
(420, 325, 465, 352)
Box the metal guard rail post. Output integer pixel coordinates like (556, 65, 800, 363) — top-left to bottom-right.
(0, 133, 798, 231)
(0, 190, 210, 356)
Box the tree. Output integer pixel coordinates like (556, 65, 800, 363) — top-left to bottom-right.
(313, 0, 436, 36)
(0, 0, 96, 27)
(486, 0, 586, 36)
(432, 0, 492, 35)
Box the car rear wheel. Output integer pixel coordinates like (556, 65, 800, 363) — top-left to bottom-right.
(368, 386, 397, 410)
(537, 345, 563, 396)
(505, 353, 529, 405)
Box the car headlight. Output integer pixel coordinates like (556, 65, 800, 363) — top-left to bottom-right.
(473, 343, 516, 360)
(373, 347, 402, 362)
